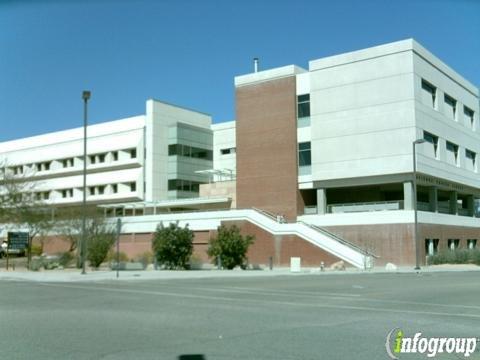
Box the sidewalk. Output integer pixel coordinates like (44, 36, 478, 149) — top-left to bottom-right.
(0, 264, 479, 282)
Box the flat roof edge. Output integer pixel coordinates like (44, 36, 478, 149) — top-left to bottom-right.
(148, 98, 212, 118)
(234, 65, 307, 87)
(309, 38, 478, 96)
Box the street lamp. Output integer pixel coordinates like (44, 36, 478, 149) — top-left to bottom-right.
(81, 91, 91, 275)
(413, 138, 426, 271)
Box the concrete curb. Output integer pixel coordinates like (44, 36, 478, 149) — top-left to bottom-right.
(0, 264, 479, 283)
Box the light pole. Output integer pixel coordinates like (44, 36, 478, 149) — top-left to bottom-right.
(1, 241, 8, 270)
(81, 91, 91, 275)
(413, 138, 426, 271)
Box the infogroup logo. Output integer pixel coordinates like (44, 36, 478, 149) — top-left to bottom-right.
(385, 328, 478, 359)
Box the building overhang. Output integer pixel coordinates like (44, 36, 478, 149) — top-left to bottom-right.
(99, 196, 232, 214)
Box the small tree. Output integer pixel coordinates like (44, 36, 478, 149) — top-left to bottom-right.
(55, 205, 116, 268)
(16, 205, 54, 267)
(152, 222, 193, 270)
(86, 217, 117, 269)
(207, 225, 254, 270)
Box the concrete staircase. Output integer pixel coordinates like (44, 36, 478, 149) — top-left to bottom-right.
(117, 207, 377, 269)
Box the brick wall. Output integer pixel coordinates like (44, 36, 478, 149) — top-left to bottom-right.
(235, 76, 301, 221)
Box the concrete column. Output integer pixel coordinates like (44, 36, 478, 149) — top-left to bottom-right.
(467, 195, 475, 217)
(449, 191, 458, 215)
(428, 186, 438, 213)
(403, 181, 414, 210)
(274, 235, 282, 266)
(427, 239, 434, 256)
(316, 188, 327, 215)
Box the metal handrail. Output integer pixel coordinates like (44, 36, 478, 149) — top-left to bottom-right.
(328, 200, 403, 207)
(250, 207, 378, 259)
(251, 207, 280, 222)
(297, 220, 379, 258)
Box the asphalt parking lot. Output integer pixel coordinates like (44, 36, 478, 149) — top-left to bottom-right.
(1, 272, 479, 360)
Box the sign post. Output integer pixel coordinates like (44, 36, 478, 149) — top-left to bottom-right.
(8, 232, 29, 252)
(116, 218, 121, 279)
(7, 232, 29, 270)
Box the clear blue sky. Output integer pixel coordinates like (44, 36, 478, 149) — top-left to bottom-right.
(1, 0, 478, 141)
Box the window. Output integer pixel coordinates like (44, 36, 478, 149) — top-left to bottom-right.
(12, 166, 23, 175)
(467, 239, 477, 250)
(168, 179, 177, 191)
(421, 79, 436, 108)
(423, 131, 439, 158)
(297, 94, 310, 118)
(35, 162, 51, 172)
(298, 142, 311, 167)
(182, 145, 191, 157)
(297, 94, 311, 127)
(130, 149, 137, 159)
(168, 144, 213, 161)
(448, 239, 460, 250)
(129, 182, 136, 192)
(446, 141, 459, 165)
(98, 185, 105, 195)
(466, 149, 476, 170)
(168, 179, 203, 193)
(112, 184, 118, 194)
(89, 186, 95, 195)
(464, 106, 475, 129)
(89, 155, 96, 165)
(220, 148, 236, 155)
(444, 93, 457, 120)
(168, 144, 179, 156)
(98, 154, 106, 163)
(61, 189, 73, 198)
(62, 158, 74, 168)
(112, 151, 119, 161)
(425, 239, 439, 256)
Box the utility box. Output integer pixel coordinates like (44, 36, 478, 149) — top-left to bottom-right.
(290, 257, 301, 272)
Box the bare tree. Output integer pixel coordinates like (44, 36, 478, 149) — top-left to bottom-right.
(54, 205, 117, 268)
(0, 161, 54, 265)
(0, 161, 36, 223)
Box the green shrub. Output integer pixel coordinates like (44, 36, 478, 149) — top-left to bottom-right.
(152, 222, 193, 270)
(87, 231, 116, 269)
(453, 249, 470, 264)
(44, 260, 60, 270)
(30, 244, 43, 256)
(30, 258, 44, 271)
(106, 249, 129, 263)
(207, 225, 254, 270)
(428, 249, 480, 265)
(57, 252, 75, 267)
(135, 251, 154, 268)
(470, 249, 480, 265)
(189, 255, 204, 270)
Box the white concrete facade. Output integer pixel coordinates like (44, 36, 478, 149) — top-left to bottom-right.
(232, 38, 480, 226)
(0, 99, 213, 206)
(212, 121, 236, 181)
(307, 39, 479, 189)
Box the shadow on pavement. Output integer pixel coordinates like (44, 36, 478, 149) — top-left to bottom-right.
(178, 355, 206, 360)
